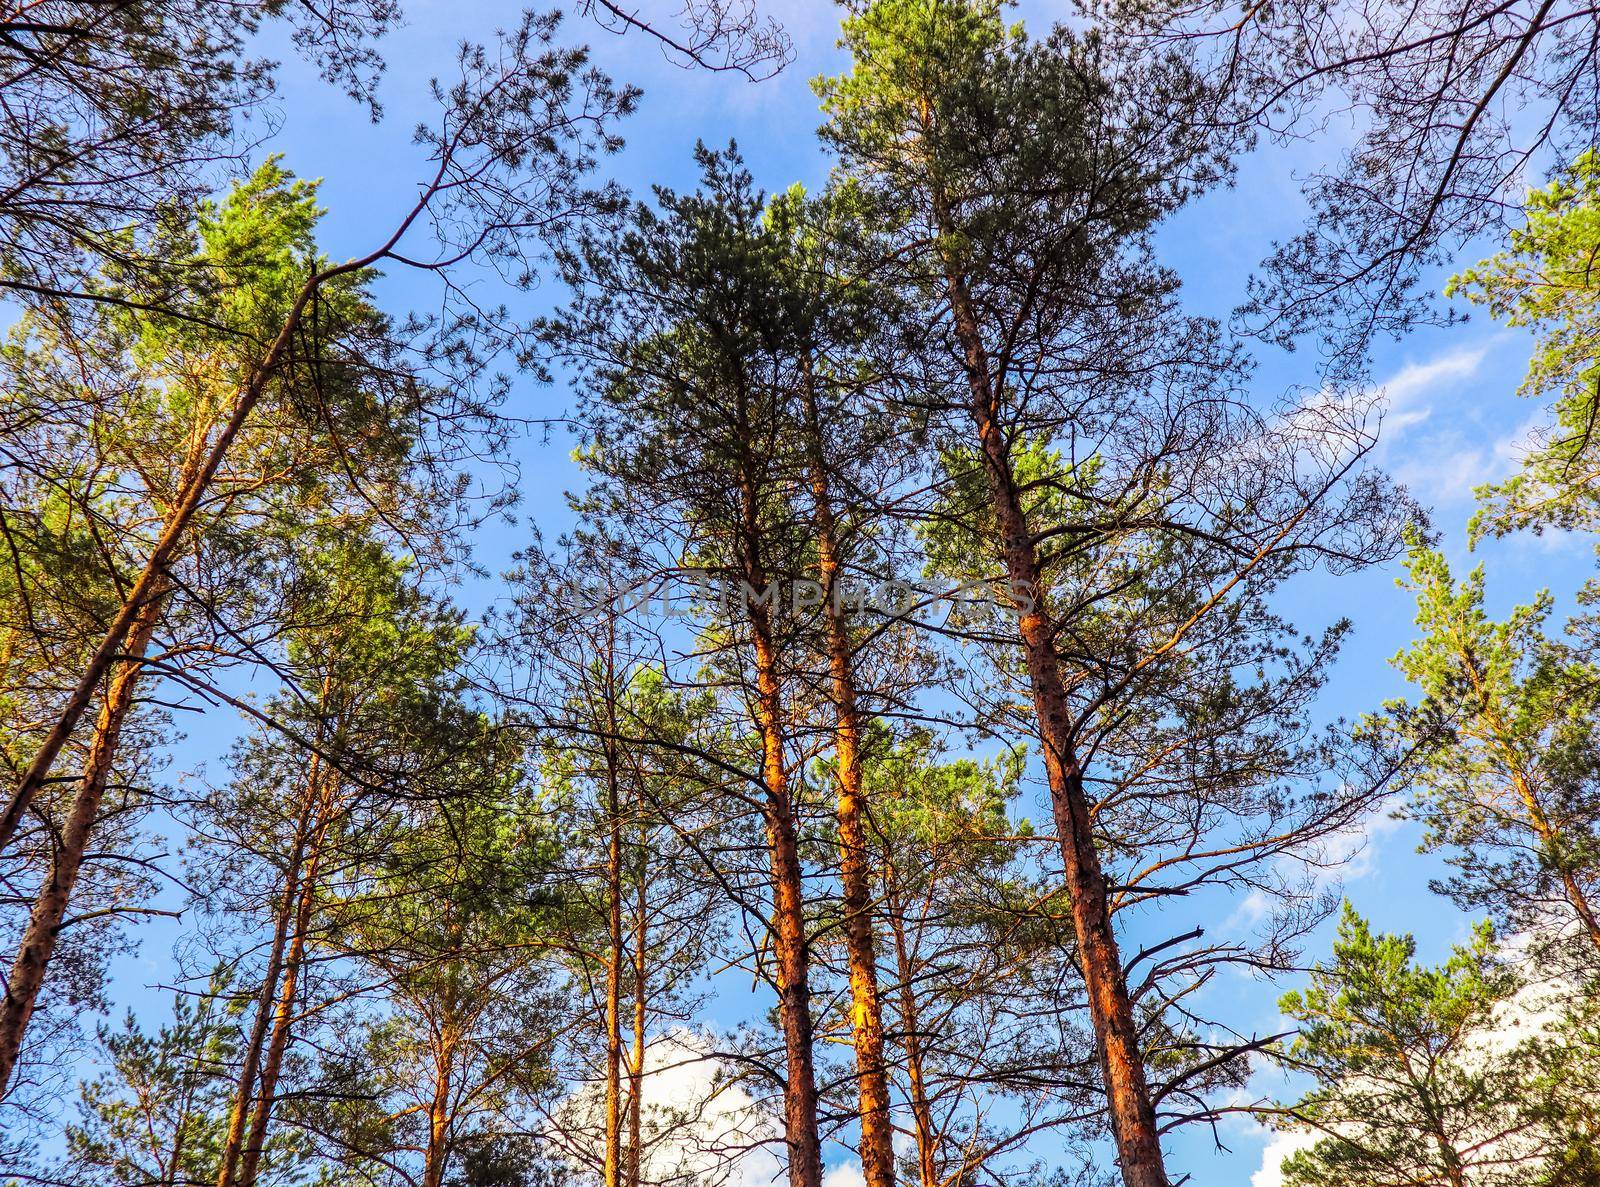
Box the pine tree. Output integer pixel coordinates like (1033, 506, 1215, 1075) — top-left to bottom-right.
(55, 974, 312, 1187)
(1268, 905, 1581, 1187)
(863, 728, 1103, 1187)
(816, 5, 1399, 1181)
(1447, 150, 1600, 537)
(1375, 539, 1600, 972)
(549, 145, 830, 1187)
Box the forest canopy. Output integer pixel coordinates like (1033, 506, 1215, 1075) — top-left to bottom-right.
(1, 2, 1597, 1186)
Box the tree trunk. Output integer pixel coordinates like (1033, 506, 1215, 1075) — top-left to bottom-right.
(237, 765, 338, 1187)
(754, 666, 826, 1187)
(217, 750, 324, 1187)
(604, 746, 625, 1187)
(1504, 757, 1600, 957)
(886, 881, 938, 1187)
(936, 230, 1168, 1187)
(801, 371, 896, 1187)
(0, 582, 167, 1098)
(627, 832, 648, 1187)
(736, 449, 824, 1187)
(0, 275, 329, 857)
(166, 989, 219, 1186)
(422, 1034, 457, 1187)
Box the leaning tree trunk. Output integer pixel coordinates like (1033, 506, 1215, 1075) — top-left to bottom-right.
(800, 372, 895, 1187)
(0, 581, 167, 1097)
(935, 216, 1168, 1187)
(1491, 726, 1600, 958)
(0, 275, 330, 858)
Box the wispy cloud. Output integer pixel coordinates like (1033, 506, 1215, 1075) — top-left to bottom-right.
(1379, 346, 1489, 434)
(1224, 798, 1406, 935)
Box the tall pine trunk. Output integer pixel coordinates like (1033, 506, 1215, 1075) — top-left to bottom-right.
(217, 746, 325, 1187)
(751, 636, 825, 1187)
(237, 764, 338, 1187)
(627, 834, 648, 1187)
(935, 225, 1168, 1187)
(886, 880, 938, 1187)
(737, 445, 824, 1187)
(603, 751, 625, 1187)
(601, 619, 626, 1187)
(0, 581, 167, 1097)
(800, 371, 895, 1187)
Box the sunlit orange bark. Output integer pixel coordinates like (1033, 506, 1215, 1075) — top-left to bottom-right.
(734, 405, 824, 1187)
(800, 371, 895, 1187)
(627, 835, 648, 1187)
(422, 1030, 459, 1187)
(0, 270, 340, 857)
(933, 201, 1168, 1187)
(0, 582, 167, 1097)
(1457, 653, 1600, 957)
(603, 741, 625, 1187)
(237, 763, 339, 1187)
(216, 752, 322, 1187)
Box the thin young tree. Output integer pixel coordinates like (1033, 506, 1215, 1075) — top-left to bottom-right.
(1265, 905, 1590, 1187)
(1374, 541, 1600, 973)
(187, 532, 483, 1187)
(530, 593, 731, 1187)
(321, 767, 564, 1187)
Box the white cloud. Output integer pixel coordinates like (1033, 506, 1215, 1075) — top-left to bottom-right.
(1224, 799, 1406, 936)
(1362, 340, 1585, 514)
(822, 1162, 866, 1187)
(1251, 1129, 1319, 1187)
(1391, 442, 1491, 504)
(554, 1028, 783, 1187)
(1316, 797, 1406, 883)
(1272, 344, 1491, 486)
(1379, 347, 1489, 433)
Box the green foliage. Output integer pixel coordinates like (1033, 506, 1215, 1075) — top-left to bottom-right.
(1448, 151, 1600, 536)
(557, 142, 805, 559)
(864, 725, 1028, 874)
(58, 976, 311, 1186)
(317, 784, 564, 1170)
(1372, 535, 1600, 968)
(1271, 905, 1559, 1187)
(816, 0, 1227, 285)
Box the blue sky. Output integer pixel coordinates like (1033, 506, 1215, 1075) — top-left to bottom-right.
(73, 1, 1598, 1184)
